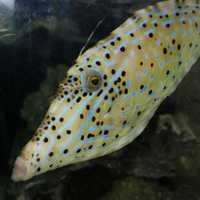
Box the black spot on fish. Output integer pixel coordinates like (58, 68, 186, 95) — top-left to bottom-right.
(76, 149, 81, 153)
(49, 152, 54, 157)
(120, 47, 126, 52)
(64, 149, 68, 154)
(66, 130, 71, 135)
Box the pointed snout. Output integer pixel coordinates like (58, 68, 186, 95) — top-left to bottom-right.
(11, 141, 36, 182)
(11, 156, 29, 182)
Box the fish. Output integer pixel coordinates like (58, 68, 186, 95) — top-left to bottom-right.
(12, 0, 200, 182)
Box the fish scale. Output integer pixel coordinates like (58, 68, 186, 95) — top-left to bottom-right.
(12, 0, 200, 181)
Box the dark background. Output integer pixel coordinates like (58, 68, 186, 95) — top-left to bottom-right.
(0, 0, 200, 199)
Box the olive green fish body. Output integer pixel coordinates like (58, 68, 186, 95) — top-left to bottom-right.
(12, 0, 200, 181)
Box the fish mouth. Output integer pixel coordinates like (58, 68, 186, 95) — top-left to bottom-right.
(11, 156, 29, 182)
(11, 141, 36, 182)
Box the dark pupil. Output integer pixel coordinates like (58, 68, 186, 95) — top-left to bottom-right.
(91, 78, 99, 85)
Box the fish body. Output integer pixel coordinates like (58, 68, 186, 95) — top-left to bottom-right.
(12, 0, 200, 181)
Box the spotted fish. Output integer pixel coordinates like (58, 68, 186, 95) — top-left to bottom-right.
(12, 0, 200, 181)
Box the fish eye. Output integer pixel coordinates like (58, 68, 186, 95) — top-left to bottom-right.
(91, 76, 100, 85)
(85, 70, 102, 92)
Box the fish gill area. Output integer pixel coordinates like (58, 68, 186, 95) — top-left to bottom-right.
(0, 0, 200, 199)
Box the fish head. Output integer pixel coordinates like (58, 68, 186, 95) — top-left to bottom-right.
(12, 56, 131, 182)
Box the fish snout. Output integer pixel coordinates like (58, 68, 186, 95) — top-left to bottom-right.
(11, 156, 29, 182)
(11, 141, 36, 182)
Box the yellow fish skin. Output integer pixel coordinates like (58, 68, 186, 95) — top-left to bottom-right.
(12, 0, 200, 182)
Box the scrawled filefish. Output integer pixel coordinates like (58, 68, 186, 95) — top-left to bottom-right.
(12, 0, 200, 182)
